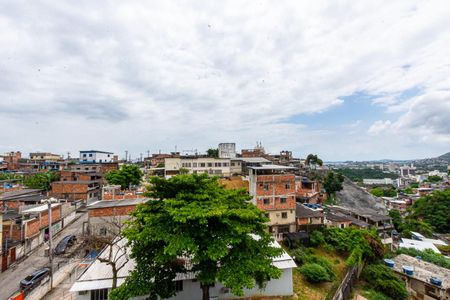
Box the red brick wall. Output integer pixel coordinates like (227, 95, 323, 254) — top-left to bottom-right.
(40, 206, 61, 228)
(89, 205, 137, 217)
(256, 196, 296, 210)
(26, 218, 40, 238)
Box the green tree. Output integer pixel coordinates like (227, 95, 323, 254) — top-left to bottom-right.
(426, 175, 443, 183)
(323, 172, 344, 197)
(206, 148, 219, 158)
(362, 264, 408, 300)
(110, 174, 282, 300)
(23, 172, 59, 190)
(388, 209, 402, 231)
(410, 190, 450, 233)
(305, 154, 323, 168)
(370, 187, 384, 197)
(105, 164, 143, 189)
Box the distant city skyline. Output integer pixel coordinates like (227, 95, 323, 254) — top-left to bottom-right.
(0, 1, 449, 161)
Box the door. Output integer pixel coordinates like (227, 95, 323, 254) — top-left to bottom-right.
(11, 247, 16, 263)
(1, 254, 7, 272)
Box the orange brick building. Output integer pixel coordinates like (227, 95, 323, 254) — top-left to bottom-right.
(50, 170, 102, 202)
(248, 165, 297, 240)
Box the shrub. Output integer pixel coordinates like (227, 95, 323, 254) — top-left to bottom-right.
(396, 248, 450, 269)
(291, 248, 312, 265)
(310, 230, 325, 247)
(363, 289, 392, 300)
(314, 257, 336, 280)
(362, 264, 408, 300)
(299, 263, 331, 283)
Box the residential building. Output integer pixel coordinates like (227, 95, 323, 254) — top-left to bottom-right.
(400, 164, 416, 177)
(399, 238, 441, 254)
(238, 157, 272, 174)
(29, 152, 62, 161)
(362, 178, 394, 185)
(164, 156, 231, 178)
(87, 198, 147, 236)
(0, 188, 45, 210)
(248, 165, 297, 240)
(295, 177, 324, 204)
(69, 162, 119, 177)
(410, 231, 448, 247)
(325, 211, 352, 229)
(79, 150, 115, 164)
(390, 254, 450, 299)
(2, 151, 21, 170)
(70, 238, 296, 300)
(50, 170, 102, 203)
(296, 203, 325, 231)
(218, 143, 236, 159)
(145, 153, 178, 167)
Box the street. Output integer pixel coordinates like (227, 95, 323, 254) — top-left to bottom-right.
(0, 212, 87, 300)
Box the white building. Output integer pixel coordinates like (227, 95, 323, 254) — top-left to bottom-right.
(399, 238, 441, 254)
(70, 238, 296, 300)
(80, 150, 114, 164)
(362, 178, 394, 185)
(164, 157, 232, 178)
(218, 143, 236, 159)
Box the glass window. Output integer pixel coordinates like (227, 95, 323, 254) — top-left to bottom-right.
(281, 212, 288, 219)
(263, 184, 269, 191)
(280, 197, 287, 204)
(174, 281, 183, 292)
(90, 288, 108, 300)
(263, 198, 270, 205)
(207, 163, 213, 167)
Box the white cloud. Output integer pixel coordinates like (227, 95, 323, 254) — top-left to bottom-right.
(0, 0, 449, 160)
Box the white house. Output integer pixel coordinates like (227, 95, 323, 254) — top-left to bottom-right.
(70, 238, 296, 300)
(80, 150, 114, 164)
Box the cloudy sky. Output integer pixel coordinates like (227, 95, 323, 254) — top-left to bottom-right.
(1, 1, 449, 161)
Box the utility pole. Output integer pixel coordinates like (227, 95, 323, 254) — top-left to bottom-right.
(140, 153, 143, 162)
(147, 150, 150, 158)
(124, 150, 128, 163)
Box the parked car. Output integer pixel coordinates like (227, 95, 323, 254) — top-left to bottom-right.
(20, 268, 50, 289)
(54, 235, 77, 255)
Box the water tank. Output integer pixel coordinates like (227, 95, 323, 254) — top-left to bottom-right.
(384, 259, 395, 268)
(430, 277, 442, 287)
(402, 266, 414, 276)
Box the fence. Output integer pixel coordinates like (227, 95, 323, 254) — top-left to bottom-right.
(331, 263, 364, 300)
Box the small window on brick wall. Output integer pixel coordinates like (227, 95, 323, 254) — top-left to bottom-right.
(280, 197, 287, 204)
(263, 184, 269, 191)
(263, 198, 270, 205)
(285, 184, 290, 189)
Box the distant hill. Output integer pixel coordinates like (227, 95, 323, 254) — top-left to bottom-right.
(437, 152, 450, 163)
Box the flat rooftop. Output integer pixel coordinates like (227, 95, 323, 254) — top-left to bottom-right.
(392, 254, 450, 289)
(248, 164, 296, 170)
(88, 198, 148, 209)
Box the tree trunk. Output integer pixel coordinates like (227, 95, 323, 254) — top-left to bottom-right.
(111, 265, 118, 290)
(201, 284, 210, 300)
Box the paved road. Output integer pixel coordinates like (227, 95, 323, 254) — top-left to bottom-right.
(0, 212, 87, 300)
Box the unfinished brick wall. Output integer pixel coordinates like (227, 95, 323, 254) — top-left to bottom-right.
(39, 207, 61, 228)
(89, 205, 137, 217)
(256, 195, 296, 210)
(25, 218, 40, 238)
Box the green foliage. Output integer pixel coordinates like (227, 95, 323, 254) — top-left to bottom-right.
(323, 172, 344, 196)
(206, 148, 219, 158)
(362, 289, 392, 300)
(305, 154, 323, 167)
(396, 248, 450, 269)
(370, 187, 397, 197)
(178, 168, 189, 174)
(110, 174, 282, 300)
(400, 187, 413, 194)
(105, 164, 143, 189)
(410, 182, 419, 188)
(323, 227, 384, 266)
(410, 190, 450, 233)
(299, 263, 331, 283)
(362, 264, 408, 300)
(426, 175, 443, 182)
(337, 168, 398, 182)
(0, 172, 23, 181)
(310, 230, 325, 247)
(388, 209, 402, 231)
(23, 172, 59, 190)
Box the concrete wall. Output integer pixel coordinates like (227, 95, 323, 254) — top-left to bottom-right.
(165, 157, 232, 177)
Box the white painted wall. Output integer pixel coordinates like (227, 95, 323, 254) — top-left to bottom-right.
(80, 151, 114, 163)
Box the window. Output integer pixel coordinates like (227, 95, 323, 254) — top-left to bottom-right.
(215, 162, 221, 167)
(200, 163, 205, 167)
(174, 280, 183, 292)
(285, 183, 290, 189)
(193, 163, 197, 167)
(278, 225, 290, 233)
(264, 213, 270, 218)
(280, 197, 287, 204)
(83, 154, 87, 157)
(90, 288, 108, 300)
(231, 162, 235, 166)
(263, 184, 269, 191)
(263, 198, 270, 205)
(223, 162, 229, 167)
(107, 154, 110, 157)
(281, 212, 288, 219)
(89, 154, 93, 157)
(99, 227, 107, 235)
(207, 163, 213, 167)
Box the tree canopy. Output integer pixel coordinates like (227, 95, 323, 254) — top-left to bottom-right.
(206, 148, 219, 158)
(305, 154, 323, 167)
(105, 164, 143, 189)
(410, 190, 450, 233)
(110, 174, 282, 300)
(23, 172, 59, 190)
(323, 172, 344, 197)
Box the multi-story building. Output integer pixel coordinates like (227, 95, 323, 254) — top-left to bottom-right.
(295, 177, 324, 204)
(218, 143, 236, 159)
(145, 153, 178, 167)
(2, 151, 21, 170)
(248, 165, 297, 240)
(164, 156, 231, 178)
(400, 164, 416, 177)
(50, 170, 102, 203)
(29, 152, 62, 161)
(79, 150, 115, 164)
